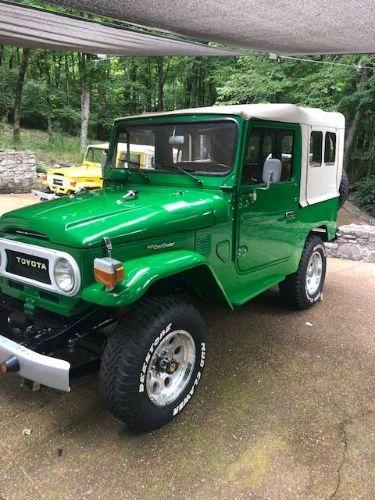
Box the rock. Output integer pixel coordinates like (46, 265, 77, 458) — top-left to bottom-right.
(365, 250, 375, 263)
(337, 243, 363, 260)
(0, 150, 37, 194)
(326, 224, 375, 262)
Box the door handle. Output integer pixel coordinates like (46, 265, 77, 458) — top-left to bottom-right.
(285, 210, 296, 219)
(248, 190, 257, 203)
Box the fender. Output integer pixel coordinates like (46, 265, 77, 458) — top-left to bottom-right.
(81, 250, 232, 308)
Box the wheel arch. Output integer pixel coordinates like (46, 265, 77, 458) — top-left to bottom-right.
(309, 225, 330, 241)
(147, 264, 233, 309)
(82, 250, 233, 309)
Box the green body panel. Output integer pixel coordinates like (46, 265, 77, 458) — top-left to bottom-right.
(82, 249, 231, 308)
(0, 113, 339, 316)
(0, 185, 229, 248)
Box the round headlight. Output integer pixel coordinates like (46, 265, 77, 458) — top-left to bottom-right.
(53, 258, 75, 292)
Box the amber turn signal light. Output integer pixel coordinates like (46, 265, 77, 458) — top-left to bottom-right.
(94, 257, 125, 290)
(1, 356, 20, 374)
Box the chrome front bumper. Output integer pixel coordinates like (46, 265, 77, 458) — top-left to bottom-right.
(31, 189, 59, 200)
(0, 334, 70, 392)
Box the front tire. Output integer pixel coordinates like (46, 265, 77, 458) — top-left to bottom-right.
(279, 235, 326, 310)
(99, 297, 206, 432)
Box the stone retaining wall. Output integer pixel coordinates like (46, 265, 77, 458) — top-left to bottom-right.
(0, 149, 39, 193)
(325, 224, 375, 263)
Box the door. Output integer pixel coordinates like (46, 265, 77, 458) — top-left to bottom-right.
(236, 122, 300, 274)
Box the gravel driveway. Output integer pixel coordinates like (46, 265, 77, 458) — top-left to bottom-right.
(0, 194, 374, 499)
(0, 258, 374, 499)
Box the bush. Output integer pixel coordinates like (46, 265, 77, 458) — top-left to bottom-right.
(353, 176, 375, 216)
(36, 163, 47, 174)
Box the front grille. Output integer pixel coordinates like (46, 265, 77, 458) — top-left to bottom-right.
(53, 177, 64, 186)
(5, 250, 51, 284)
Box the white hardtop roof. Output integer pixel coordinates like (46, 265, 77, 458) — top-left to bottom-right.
(116, 104, 345, 128)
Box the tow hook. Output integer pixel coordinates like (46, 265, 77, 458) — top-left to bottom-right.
(0, 355, 20, 374)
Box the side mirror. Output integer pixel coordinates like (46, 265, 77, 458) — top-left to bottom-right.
(262, 158, 282, 186)
(169, 135, 185, 146)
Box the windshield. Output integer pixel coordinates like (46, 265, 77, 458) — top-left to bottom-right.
(86, 147, 107, 164)
(111, 120, 237, 176)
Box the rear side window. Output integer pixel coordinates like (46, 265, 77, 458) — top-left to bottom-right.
(324, 132, 336, 165)
(309, 131, 323, 167)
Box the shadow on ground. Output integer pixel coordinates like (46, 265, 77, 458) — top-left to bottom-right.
(0, 259, 374, 499)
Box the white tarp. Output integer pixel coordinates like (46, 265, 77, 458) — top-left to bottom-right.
(0, 2, 238, 56)
(50, 0, 375, 55)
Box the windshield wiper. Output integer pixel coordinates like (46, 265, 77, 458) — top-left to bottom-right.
(174, 165, 203, 186)
(127, 162, 151, 183)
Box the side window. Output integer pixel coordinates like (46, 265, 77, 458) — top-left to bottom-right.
(324, 132, 336, 165)
(118, 152, 142, 168)
(309, 131, 323, 167)
(242, 127, 294, 185)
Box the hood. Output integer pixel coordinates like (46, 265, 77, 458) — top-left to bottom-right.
(0, 186, 229, 248)
(48, 165, 101, 178)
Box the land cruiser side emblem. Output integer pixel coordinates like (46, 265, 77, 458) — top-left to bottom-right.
(147, 242, 175, 251)
(16, 256, 47, 270)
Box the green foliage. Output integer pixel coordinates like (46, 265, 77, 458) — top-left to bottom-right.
(0, 41, 374, 189)
(216, 57, 289, 104)
(0, 124, 82, 165)
(353, 176, 375, 216)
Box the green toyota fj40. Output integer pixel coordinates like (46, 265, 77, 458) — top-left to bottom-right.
(0, 104, 348, 431)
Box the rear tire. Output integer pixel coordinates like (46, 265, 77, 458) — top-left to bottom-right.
(279, 235, 326, 310)
(99, 296, 206, 432)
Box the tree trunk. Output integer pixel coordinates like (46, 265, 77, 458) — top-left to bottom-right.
(344, 108, 361, 173)
(46, 65, 53, 141)
(184, 59, 197, 108)
(126, 59, 137, 114)
(0, 45, 8, 127)
(13, 48, 30, 143)
(80, 84, 90, 151)
(156, 57, 164, 111)
(79, 54, 91, 152)
(146, 59, 153, 111)
(343, 67, 370, 173)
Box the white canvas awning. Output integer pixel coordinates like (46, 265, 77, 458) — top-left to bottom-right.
(0, 2, 238, 56)
(1, 0, 374, 56)
(50, 0, 375, 55)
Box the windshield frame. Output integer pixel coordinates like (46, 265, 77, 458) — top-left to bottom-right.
(85, 146, 108, 164)
(109, 117, 239, 178)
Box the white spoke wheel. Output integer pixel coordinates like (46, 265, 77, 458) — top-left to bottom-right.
(279, 235, 326, 310)
(99, 297, 206, 432)
(305, 251, 323, 296)
(146, 330, 196, 406)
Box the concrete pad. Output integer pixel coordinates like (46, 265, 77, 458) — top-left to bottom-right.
(0, 194, 38, 216)
(0, 258, 374, 498)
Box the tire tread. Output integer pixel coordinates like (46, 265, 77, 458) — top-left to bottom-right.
(279, 235, 325, 310)
(99, 296, 205, 432)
